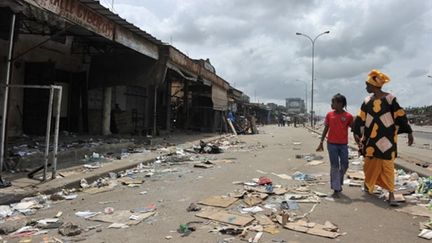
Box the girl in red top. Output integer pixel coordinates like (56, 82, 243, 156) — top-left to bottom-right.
(316, 93, 353, 198)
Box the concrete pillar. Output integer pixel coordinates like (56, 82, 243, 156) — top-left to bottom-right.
(165, 80, 171, 130)
(183, 81, 190, 130)
(102, 87, 112, 135)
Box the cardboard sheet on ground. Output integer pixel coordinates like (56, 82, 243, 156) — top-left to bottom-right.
(196, 210, 254, 226)
(89, 210, 155, 225)
(396, 205, 432, 218)
(283, 220, 341, 239)
(254, 214, 274, 226)
(199, 196, 238, 208)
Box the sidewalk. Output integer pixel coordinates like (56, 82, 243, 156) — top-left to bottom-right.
(306, 126, 432, 178)
(0, 132, 227, 205)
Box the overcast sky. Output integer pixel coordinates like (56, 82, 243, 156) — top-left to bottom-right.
(101, 0, 432, 115)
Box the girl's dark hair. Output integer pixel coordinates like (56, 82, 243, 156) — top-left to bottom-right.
(332, 93, 347, 109)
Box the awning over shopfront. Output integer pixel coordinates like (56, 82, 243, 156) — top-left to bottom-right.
(22, 0, 161, 59)
(166, 61, 197, 82)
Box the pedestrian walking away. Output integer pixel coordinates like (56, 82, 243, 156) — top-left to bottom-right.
(353, 69, 414, 206)
(316, 93, 353, 198)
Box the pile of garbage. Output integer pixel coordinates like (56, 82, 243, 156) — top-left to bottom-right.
(182, 173, 343, 242)
(0, 161, 164, 240)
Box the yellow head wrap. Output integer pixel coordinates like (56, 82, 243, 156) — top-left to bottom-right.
(367, 69, 390, 88)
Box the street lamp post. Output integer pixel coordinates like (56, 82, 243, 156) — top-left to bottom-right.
(296, 31, 330, 127)
(296, 80, 308, 114)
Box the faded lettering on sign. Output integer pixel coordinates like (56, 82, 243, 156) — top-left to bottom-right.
(31, 0, 114, 40)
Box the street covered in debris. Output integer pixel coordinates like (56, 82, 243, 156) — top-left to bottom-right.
(1, 0, 432, 242)
(1, 126, 432, 243)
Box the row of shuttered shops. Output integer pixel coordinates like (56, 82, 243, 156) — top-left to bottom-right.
(0, 0, 252, 137)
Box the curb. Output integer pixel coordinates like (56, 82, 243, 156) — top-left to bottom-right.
(0, 134, 230, 205)
(304, 126, 432, 178)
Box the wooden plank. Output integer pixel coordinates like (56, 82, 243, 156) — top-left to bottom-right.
(227, 119, 237, 135)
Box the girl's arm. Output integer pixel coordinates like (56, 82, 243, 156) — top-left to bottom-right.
(316, 125, 329, 152)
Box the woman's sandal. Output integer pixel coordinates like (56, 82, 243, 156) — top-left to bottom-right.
(363, 183, 371, 194)
(387, 200, 400, 207)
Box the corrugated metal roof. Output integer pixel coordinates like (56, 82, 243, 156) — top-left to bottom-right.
(78, 0, 164, 45)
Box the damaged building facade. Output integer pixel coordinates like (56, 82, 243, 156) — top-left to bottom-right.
(0, 0, 241, 140)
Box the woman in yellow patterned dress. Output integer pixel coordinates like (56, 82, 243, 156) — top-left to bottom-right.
(353, 70, 414, 206)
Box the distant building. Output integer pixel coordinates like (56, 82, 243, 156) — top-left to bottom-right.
(286, 98, 305, 115)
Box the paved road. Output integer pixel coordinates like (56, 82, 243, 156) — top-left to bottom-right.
(413, 131, 432, 142)
(1, 126, 426, 243)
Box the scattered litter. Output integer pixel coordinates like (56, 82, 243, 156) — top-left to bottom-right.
(129, 215, 140, 220)
(308, 160, 324, 166)
(346, 171, 365, 180)
(313, 191, 327, 197)
(292, 171, 315, 181)
(80, 179, 89, 189)
(258, 176, 272, 185)
(186, 203, 201, 212)
(249, 232, 263, 242)
(419, 229, 432, 240)
(104, 207, 115, 214)
(219, 227, 244, 235)
(0, 205, 13, 218)
(90, 210, 156, 226)
(194, 163, 214, 169)
(64, 194, 78, 200)
(9, 226, 40, 238)
(83, 163, 101, 169)
(75, 211, 100, 219)
(241, 206, 264, 214)
(108, 223, 129, 229)
(59, 222, 81, 236)
(37, 218, 63, 229)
